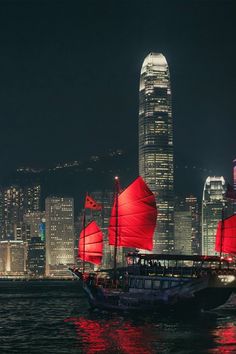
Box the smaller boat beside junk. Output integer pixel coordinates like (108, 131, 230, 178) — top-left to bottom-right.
(70, 176, 236, 312)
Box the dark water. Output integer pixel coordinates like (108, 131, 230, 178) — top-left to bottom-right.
(1, 281, 236, 353)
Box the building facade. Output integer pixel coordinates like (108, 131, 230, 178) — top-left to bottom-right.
(23, 211, 46, 240)
(139, 52, 174, 253)
(185, 196, 201, 255)
(0, 184, 41, 240)
(174, 196, 201, 255)
(0, 240, 27, 275)
(174, 210, 192, 255)
(28, 237, 45, 277)
(202, 176, 226, 255)
(45, 197, 74, 277)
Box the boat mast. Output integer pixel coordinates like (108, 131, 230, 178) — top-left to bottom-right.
(113, 176, 119, 278)
(82, 192, 88, 275)
(82, 209, 86, 275)
(220, 207, 224, 269)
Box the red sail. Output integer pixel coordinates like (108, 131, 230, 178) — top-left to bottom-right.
(215, 215, 236, 254)
(108, 176, 157, 251)
(78, 221, 103, 264)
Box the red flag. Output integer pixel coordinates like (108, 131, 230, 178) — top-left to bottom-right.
(84, 195, 102, 210)
(225, 183, 236, 200)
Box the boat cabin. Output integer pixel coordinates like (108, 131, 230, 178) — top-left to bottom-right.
(126, 253, 233, 277)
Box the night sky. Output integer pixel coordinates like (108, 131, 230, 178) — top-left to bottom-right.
(0, 0, 235, 197)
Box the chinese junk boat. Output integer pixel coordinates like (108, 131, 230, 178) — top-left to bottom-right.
(70, 177, 236, 312)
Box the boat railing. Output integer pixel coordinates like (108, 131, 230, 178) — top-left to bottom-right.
(127, 264, 236, 278)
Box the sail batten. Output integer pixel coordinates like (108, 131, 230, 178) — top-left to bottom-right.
(78, 221, 103, 265)
(108, 176, 157, 251)
(215, 214, 236, 254)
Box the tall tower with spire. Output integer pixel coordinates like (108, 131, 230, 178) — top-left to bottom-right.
(139, 52, 174, 253)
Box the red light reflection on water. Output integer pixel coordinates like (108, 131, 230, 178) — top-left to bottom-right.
(65, 316, 155, 354)
(210, 323, 236, 353)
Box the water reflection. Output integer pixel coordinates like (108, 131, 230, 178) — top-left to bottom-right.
(65, 306, 236, 354)
(65, 316, 157, 353)
(210, 322, 236, 353)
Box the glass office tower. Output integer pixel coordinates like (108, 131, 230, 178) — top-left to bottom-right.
(202, 176, 226, 255)
(45, 197, 74, 277)
(139, 53, 174, 253)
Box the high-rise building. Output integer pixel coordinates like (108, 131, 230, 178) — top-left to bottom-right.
(45, 197, 74, 277)
(28, 237, 45, 277)
(23, 211, 46, 240)
(2, 185, 24, 239)
(233, 159, 236, 192)
(185, 196, 201, 255)
(202, 176, 226, 255)
(0, 184, 41, 240)
(231, 158, 236, 214)
(174, 196, 200, 255)
(0, 240, 27, 275)
(0, 189, 4, 240)
(139, 52, 174, 253)
(174, 209, 192, 255)
(14, 222, 31, 242)
(24, 185, 41, 213)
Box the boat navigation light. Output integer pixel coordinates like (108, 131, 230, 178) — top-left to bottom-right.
(218, 275, 235, 284)
(115, 176, 119, 180)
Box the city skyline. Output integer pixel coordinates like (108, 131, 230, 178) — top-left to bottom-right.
(0, 1, 235, 199)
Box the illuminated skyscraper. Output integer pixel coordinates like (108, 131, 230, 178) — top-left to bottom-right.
(233, 159, 236, 192)
(0, 184, 41, 240)
(45, 197, 74, 277)
(174, 196, 200, 255)
(139, 52, 174, 253)
(28, 237, 45, 277)
(185, 195, 201, 255)
(23, 211, 46, 240)
(202, 176, 226, 255)
(0, 240, 27, 275)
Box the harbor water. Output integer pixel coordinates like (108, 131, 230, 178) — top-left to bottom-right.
(0, 281, 236, 353)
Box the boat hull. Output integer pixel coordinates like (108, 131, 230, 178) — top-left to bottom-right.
(86, 287, 233, 313)
(70, 268, 235, 312)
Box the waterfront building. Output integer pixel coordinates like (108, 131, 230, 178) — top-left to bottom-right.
(28, 237, 45, 277)
(0, 189, 4, 240)
(0, 240, 27, 275)
(45, 197, 74, 277)
(139, 52, 174, 253)
(0, 184, 41, 240)
(202, 176, 226, 255)
(2, 185, 24, 239)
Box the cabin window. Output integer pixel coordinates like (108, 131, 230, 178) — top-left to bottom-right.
(144, 279, 152, 289)
(153, 280, 160, 289)
(130, 278, 135, 288)
(162, 281, 169, 289)
(136, 279, 143, 289)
